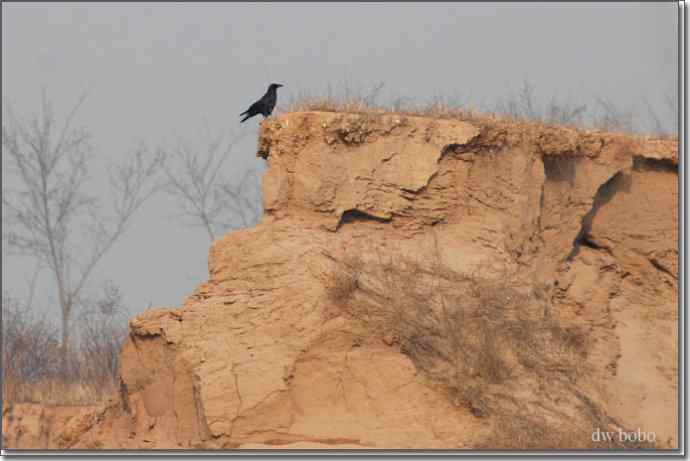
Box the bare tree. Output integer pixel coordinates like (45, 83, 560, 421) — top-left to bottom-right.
(642, 96, 666, 135)
(494, 79, 539, 120)
(162, 126, 262, 241)
(544, 95, 588, 126)
(216, 169, 263, 229)
(3, 283, 128, 402)
(76, 281, 129, 385)
(2, 91, 163, 365)
(592, 96, 635, 133)
(661, 88, 678, 136)
(2, 291, 60, 390)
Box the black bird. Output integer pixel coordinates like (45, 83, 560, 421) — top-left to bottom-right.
(240, 83, 284, 123)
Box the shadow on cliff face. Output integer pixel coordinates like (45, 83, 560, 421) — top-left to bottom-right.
(336, 209, 391, 231)
(567, 170, 633, 261)
(543, 155, 578, 184)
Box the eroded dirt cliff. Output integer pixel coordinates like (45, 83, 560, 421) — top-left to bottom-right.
(4, 111, 678, 450)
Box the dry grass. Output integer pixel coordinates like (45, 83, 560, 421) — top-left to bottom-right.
(322, 242, 659, 449)
(325, 247, 585, 400)
(282, 80, 677, 137)
(3, 379, 116, 407)
(483, 413, 656, 450)
(283, 80, 497, 128)
(286, 93, 490, 127)
(323, 255, 364, 306)
(366, 250, 587, 410)
(2, 293, 126, 406)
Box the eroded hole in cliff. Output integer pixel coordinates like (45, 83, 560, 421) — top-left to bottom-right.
(441, 143, 465, 157)
(632, 155, 677, 173)
(567, 170, 631, 260)
(119, 381, 131, 415)
(543, 154, 578, 184)
(336, 209, 391, 231)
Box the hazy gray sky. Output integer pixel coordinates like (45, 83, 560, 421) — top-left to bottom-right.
(2, 3, 679, 320)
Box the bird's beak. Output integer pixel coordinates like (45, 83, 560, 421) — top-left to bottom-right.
(278, 84, 284, 88)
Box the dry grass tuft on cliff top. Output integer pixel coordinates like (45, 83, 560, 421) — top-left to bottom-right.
(286, 90, 500, 129)
(284, 80, 677, 137)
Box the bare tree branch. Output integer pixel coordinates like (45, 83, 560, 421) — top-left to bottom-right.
(642, 95, 666, 135)
(2, 91, 162, 363)
(592, 96, 635, 133)
(162, 127, 261, 241)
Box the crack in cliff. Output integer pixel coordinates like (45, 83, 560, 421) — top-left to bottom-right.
(191, 377, 212, 443)
(343, 351, 377, 409)
(444, 126, 504, 156)
(535, 174, 547, 246)
(336, 209, 391, 231)
(228, 364, 244, 442)
(119, 380, 131, 416)
(567, 170, 630, 261)
(632, 155, 677, 173)
(648, 257, 677, 280)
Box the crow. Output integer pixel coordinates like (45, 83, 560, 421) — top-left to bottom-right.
(240, 83, 284, 123)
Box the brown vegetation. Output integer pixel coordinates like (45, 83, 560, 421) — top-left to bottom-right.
(2, 92, 161, 369)
(324, 239, 657, 449)
(2, 293, 125, 406)
(284, 80, 677, 137)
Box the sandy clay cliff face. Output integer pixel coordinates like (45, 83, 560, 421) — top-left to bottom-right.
(3, 111, 678, 450)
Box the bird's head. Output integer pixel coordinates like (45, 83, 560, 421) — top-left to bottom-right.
(268, 83, 284, 91)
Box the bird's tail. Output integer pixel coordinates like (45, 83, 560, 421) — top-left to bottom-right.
(240, 110, 248, 116)
(240, 113, 252, 123)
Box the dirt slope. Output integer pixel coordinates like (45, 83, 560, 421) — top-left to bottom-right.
(3, 111, 678, 450)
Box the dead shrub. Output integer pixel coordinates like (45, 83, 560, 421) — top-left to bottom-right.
(550, 324, 589, 357)
(323, 243, 657, 449)
(484, 411, 657, 450)
(284, 79, 677, 137)
(2, 292, 127, 406)
(323, 255, 364, 307)
(2, 295, 62, 402)
(326, 250, 568, 407)
(323, 240, 660, 449)
(484, 413, 595, 450)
